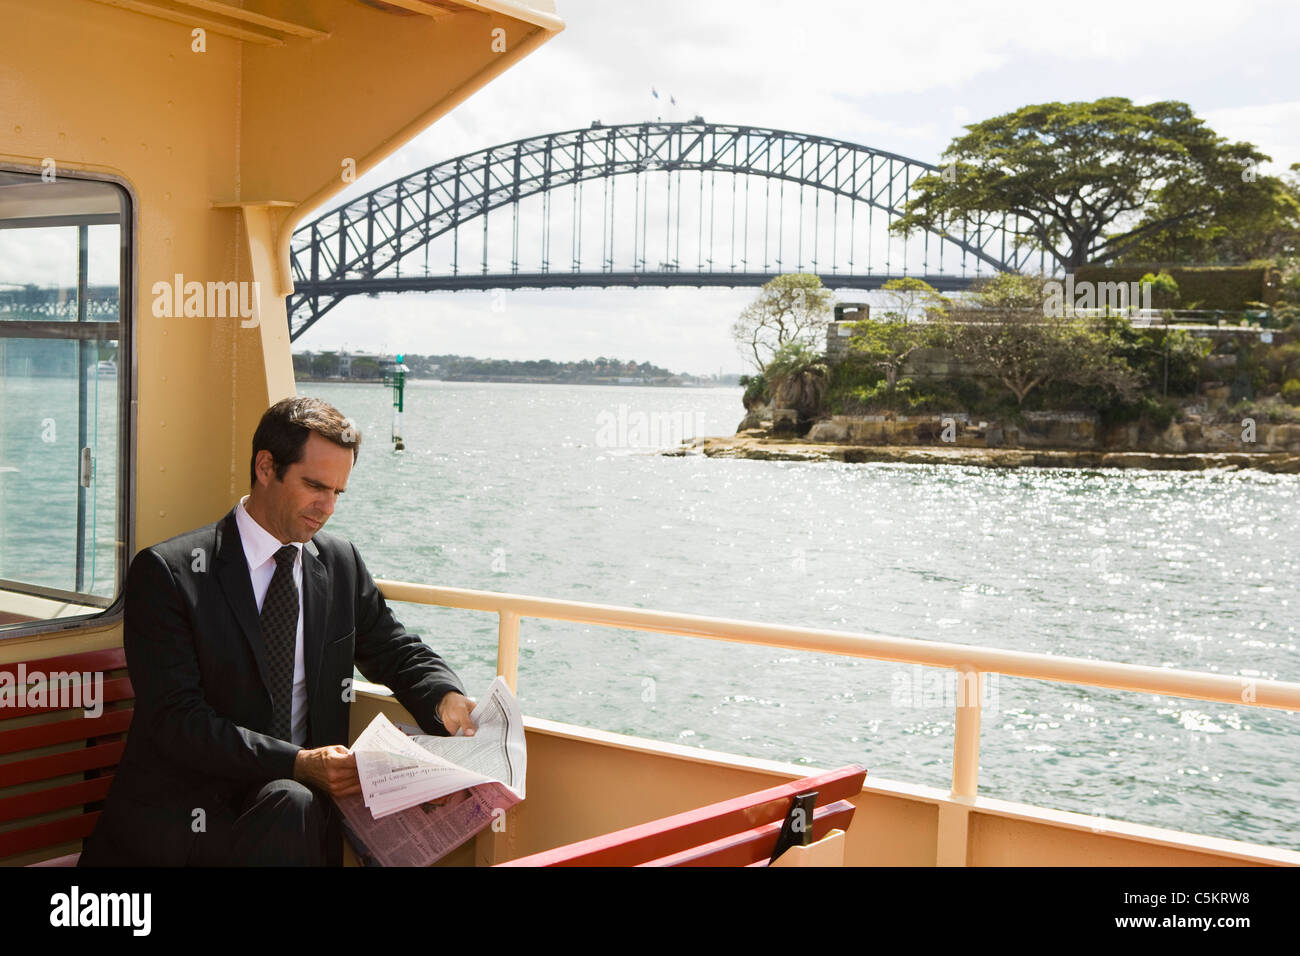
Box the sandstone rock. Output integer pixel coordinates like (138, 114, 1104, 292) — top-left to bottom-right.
(1266, 455, 1300, 473)
(807, 420, 849, 442)
(770, 408, 800, 438)
(1152, 423, 1187, 453)
(1101, 453, 1158, 469)
(1267, 423, 1300, 451)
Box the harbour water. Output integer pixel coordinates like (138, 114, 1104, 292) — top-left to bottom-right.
(304, 379, 1300, 851)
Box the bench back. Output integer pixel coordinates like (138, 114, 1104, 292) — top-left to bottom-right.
(0, 647, 133, 865)
(498, 764, 866, 867)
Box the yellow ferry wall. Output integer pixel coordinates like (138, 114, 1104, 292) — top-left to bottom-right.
(0, 0, 561, 665)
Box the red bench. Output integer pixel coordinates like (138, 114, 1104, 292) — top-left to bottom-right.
(0, 647, 133, 866)
(497, 764, 866, 867)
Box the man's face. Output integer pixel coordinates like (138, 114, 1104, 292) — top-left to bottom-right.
(250, 432, 353, 543)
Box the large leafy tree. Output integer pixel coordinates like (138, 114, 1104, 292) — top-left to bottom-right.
(732, 272, 834, 371)
(892, 98, 1279, 269)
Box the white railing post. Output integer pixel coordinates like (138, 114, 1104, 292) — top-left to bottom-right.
(938, 668, 983, 867)
(951, 668, 983, 798)
(497, 610, 520, 693)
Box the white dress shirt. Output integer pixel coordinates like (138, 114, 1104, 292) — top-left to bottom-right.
(235, 495, 308, 746)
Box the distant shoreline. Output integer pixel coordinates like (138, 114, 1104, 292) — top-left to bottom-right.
(295, 376, 738, 387)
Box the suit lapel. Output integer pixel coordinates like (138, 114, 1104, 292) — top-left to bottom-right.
(301, 538, 330, 737)
(214, 509, 273, 699)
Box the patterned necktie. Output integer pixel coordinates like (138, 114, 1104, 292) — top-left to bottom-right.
(260, 544, 299, 741)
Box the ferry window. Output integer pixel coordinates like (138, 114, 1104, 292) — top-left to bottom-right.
(0, 170, 130, 632)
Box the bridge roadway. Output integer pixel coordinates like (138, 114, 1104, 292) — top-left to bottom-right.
(291, 271, 982, 295)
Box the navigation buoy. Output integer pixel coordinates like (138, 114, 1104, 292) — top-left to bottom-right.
(385, 353, 409, 452)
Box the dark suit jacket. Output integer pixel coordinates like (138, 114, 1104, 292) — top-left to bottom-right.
(79, 507, 465, 866)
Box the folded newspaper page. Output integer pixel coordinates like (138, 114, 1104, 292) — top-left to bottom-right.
(335, 676, 526, 866)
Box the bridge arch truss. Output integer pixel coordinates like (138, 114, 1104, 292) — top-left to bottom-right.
(288, 121, 1043, 340)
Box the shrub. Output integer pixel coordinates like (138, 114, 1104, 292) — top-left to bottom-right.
(739, 372, 769, 410)
(1283, 378, 1300, 405)
(1143, 396, 1178, 431)
(1138, 270, 1180, 309)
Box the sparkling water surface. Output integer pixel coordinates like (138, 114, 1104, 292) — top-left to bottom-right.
(297, 381, 1299, 849)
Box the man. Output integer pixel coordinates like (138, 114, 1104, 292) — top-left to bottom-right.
(80, 397, 473, 866)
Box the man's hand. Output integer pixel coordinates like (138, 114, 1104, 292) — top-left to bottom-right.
(437, 692, 476, 736)
(293, 745, 361, 797)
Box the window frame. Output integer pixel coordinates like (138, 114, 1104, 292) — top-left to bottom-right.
(0, 163, 136, 641)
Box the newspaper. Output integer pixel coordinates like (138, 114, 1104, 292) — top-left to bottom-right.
(334, 676, 526, 866)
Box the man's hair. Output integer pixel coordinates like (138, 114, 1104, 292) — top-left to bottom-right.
(250, 397, 361, 487)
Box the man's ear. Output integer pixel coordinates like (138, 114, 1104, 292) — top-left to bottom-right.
(254, 449, 277, 485)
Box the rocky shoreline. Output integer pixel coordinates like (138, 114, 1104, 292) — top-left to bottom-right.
(670, 433, 1300, 473)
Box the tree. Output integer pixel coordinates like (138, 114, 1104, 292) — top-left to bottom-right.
(732, 273, 833, 371)
(847, 279, 950, 388)
(892, 98, 1277, 270)
(848, 320, 936, 389)
(311, 351, 338, 378)
(1117, 162, 1300, 264)
(969, 272, 1052, 311)
(937, 276, 1141, 406)
(877, 276, 951, 321)
(350, 357, 381, 380)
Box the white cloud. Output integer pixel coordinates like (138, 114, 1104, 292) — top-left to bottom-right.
(1201, 101, 1300, 173)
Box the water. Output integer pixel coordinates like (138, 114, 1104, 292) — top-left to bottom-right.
(0, 367, 120, 599)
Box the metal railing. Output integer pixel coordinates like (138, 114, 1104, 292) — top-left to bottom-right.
(376, 579, 1300, 799)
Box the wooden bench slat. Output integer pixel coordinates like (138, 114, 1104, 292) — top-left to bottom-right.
(0, 811, 100, 860)
(642, 801, 856, 867)
(0, 740, 126, 788)
(0, 775, 115, 825)
(0, 708, 132, 756)
(498, 765, 866, 867)
(0, 647, 131, 865)
(0, 647, 126, 678)
(2, 677, 134, 719)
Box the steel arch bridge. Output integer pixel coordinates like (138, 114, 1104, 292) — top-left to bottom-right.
(288, 120, 1043, 341)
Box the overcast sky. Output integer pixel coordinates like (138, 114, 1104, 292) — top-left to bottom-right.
(297, 0, 1300, 375)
